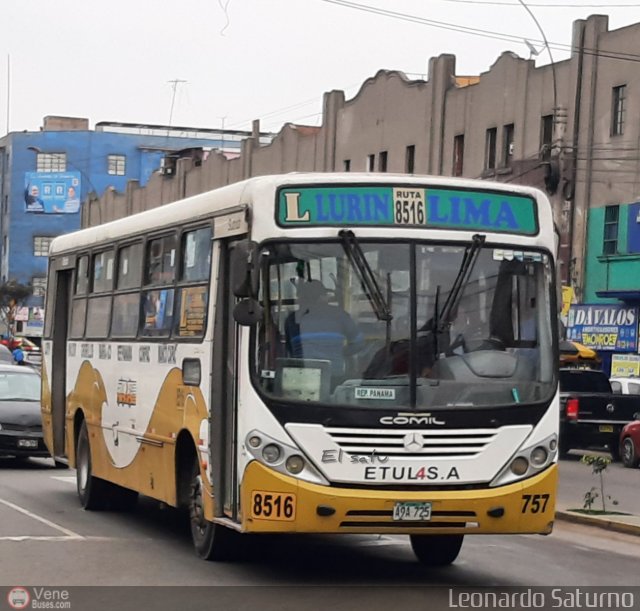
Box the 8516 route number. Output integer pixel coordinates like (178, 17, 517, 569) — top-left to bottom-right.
(250, 491, 296, 521)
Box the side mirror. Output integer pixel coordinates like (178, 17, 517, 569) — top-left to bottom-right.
(231, 241, 260, 298)
(233, 298, 263, 326)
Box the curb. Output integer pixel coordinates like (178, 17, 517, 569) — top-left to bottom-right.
(555, 510, 640, 537)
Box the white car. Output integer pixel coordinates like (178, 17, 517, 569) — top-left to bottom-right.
(610, 377, 640, 395)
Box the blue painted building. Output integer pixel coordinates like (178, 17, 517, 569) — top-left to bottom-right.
(0, 116, 267, 334)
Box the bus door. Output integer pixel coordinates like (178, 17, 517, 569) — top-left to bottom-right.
(210, 210, 249, 522)
(48, 256, 75, 458)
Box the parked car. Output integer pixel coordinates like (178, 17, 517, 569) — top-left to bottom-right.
(610, 377, 640, 396)
(619, 419, 640, 468)
(559, 368, 640, 460)
(0, 364, 48, 459)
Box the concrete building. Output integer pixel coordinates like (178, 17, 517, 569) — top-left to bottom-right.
(0, 116, 273, 335)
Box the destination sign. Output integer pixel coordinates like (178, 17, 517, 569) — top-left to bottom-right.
(278, 186, 538, 234)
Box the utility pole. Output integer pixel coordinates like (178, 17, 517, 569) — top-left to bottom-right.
(5, 55, 10, 134)
(167, 78, 187, 129)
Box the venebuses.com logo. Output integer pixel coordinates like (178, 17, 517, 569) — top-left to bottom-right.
(7, 588, 30, 610)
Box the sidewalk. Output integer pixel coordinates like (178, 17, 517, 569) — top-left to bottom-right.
(555, 505, 640, 537)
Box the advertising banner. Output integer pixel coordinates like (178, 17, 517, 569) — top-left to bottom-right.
(24, 171, 81, 214)
(611, 353, 640, 377)
(566, 304, 638, 351)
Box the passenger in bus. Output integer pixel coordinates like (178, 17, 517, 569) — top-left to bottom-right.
(284, 280, 364, 379)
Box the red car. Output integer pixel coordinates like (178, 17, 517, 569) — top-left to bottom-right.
(620, 420, 640, 468)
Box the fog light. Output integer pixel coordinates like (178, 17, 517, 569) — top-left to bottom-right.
(262, 444, 281, 463)
(510, 457, 529, 475)
(549, 438, 557, 452)
(286, 455, 305, 474)
(531, 446, 548, 466)
(248, 435, 262, 448)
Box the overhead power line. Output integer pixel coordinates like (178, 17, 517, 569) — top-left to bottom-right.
(317, 0, 640, 64)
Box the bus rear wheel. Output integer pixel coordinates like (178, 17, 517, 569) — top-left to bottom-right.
(189, 462, 236, 561)
(410, 534, 464, 566)
(76, 420, 110, 510)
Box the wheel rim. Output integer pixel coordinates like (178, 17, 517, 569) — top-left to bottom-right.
(622, 438, 634, 464)
(190, 473, 207, 542)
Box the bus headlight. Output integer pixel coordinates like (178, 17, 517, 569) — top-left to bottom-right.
(285, 455, 305, 474)
(530, 447, 548, 466)
(248, 435, 262, 449)
(510, 457, 529, 475)
(262, 444, 282, 463)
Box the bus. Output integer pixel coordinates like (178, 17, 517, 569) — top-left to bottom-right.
(41, 173, 559, 566)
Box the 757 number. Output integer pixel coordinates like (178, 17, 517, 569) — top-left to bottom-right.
(521, 493, 550, 514)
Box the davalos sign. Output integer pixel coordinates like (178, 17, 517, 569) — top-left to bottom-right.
(567, 304, 638, 352)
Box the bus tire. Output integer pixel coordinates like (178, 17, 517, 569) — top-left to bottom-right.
(189, 462, 235, 561)
(410, 534, 464, 566)
(76, 420, 110, 510)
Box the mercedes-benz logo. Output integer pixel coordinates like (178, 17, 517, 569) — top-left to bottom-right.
(403, 432, 423, 452)
(606, 403, 615, 413)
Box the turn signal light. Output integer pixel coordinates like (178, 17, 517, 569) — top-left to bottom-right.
(566, 398, 579, 421)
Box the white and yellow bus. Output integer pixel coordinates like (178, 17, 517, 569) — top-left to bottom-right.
(42, 173, 559, 565)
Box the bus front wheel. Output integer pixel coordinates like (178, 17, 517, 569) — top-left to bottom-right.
(410, 534, 464, 566)
(189, 463, 236, 561)
(76, 420, 110, 510)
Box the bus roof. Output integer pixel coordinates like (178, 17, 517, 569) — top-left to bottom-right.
(49, 172, 553, 255)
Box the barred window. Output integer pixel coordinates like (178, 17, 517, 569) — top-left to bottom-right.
(36, 153, 66, 172)
(33, 236, 53, 257)
(107, 154, 126, 176)
(612, 85, 626, 136)
(603, 205, 619, 255)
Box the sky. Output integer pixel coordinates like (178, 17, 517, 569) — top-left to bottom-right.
(1, 0, 640, 136)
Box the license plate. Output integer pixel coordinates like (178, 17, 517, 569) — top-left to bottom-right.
(599, 425, 614, 433)
(250, 491, 296, 521)
(17, 439, 38, 448)
(393, 501, 432, 521)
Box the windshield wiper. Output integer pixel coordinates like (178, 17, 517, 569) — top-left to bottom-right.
(339, 230, 392, 321)
(435, 233, 486, 334)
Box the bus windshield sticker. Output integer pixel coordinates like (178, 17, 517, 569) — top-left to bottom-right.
(278, 186, 537, 234)
(355, 387, 396, 400)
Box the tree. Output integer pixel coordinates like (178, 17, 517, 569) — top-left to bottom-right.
(0, 280, 33, 338)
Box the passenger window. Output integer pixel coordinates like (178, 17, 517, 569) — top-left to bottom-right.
(75, 256, 89, 295)
(86, 296, 111, 338)
(117, 243, 143, 289)
(145, 235, 177, 285)
(181, 227, 212, 282)
(93, 250, 115, 293)
(111, 294, 140, 338)
(141, 289, 175, 337)
(70, 299, 87, 338)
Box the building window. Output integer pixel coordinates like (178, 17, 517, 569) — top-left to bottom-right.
(612, 85, 626, 136)
(502, 123, 515, 167)
(343, 159, 351, 172)
(540, 115, 553, 161)
(405, 145, 415, 174)
(36, 153, 66, 172)
(485, 128, 497, 170)
(367, 154, 375, 172)
(379, 151, 388, 172)
(107, 154, 126, 175)
(31, 276, 47, 297)
(603, 205, 619, 255)
(453, 134, 464, 177)
(33, 236, 53, 257)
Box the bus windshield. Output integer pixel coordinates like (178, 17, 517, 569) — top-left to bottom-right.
(253, 239, 556, 409)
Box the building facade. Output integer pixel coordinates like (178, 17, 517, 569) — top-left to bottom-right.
(0, 116, 272, 335)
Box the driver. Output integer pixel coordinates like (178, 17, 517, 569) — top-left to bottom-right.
(285, 280, 364, 378)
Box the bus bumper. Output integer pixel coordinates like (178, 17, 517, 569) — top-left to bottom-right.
(240, 461, 558, 535)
